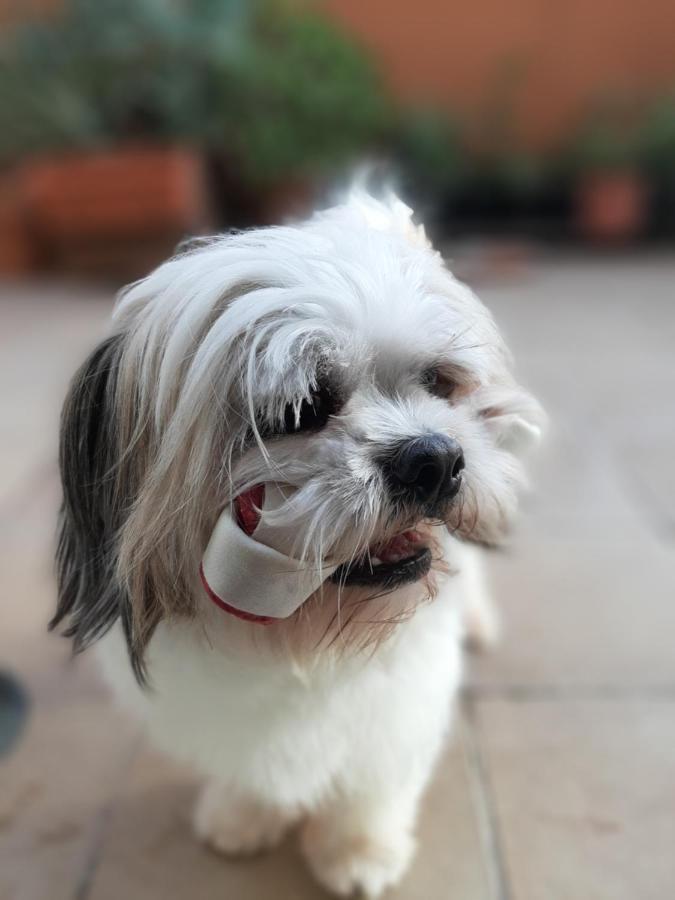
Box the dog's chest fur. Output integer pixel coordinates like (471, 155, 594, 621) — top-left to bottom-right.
(97, 575, 464, 810)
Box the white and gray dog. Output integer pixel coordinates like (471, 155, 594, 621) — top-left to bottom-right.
(53, 190, 542, 897)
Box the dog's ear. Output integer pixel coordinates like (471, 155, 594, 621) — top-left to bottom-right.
(51, 333, 144, 679)
(477, 384, 545, 457)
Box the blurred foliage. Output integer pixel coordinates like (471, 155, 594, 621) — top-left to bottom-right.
(0, 0, 251, 159)
(640, 93, 675, 176)
(4, 0, 675, 230)
(560, 88, 675, 189)
(390, 107, 465, 196)
(445, 53, 553, 223)
(563, 93, 647, 173)
(638, 92, 675, 232)
(0, 0, 389, 184)
(215, 3, 391, 184)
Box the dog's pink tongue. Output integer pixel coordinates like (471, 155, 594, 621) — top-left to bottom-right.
(235, 484, 265, 536)
(376, 530, 423, 563)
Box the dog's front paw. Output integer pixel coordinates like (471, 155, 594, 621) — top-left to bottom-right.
(194, 781, 292, 857)
(300, 817, 416, 898)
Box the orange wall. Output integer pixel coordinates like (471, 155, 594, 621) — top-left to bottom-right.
(0, 0, 59, 22)
(325, 0, 675, 147)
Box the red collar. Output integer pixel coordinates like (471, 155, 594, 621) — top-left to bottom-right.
(199, 562, 273, 625)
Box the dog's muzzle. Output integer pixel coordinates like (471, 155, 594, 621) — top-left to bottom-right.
(201, 432, 465, 621)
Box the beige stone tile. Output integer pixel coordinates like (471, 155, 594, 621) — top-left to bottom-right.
(482, 259, 675, 454)
(86, 747, 325, 900)
(617, 437, 675, 536)
(0, 695, 140, 900)
(0, 351, 142, 900)
(401, 718, 493, 900)
(0, 283, 112, 505)
(0, 466, 80, 698)
(516, 421, 644, 543)
(482, 255, 675, 364)
(0, 464, 101, 699)
(477, 265, 675, 545)
(584, 355, 674, 438)
(469, 537, 675, 689)
(88, 722, 491, 900)
(473, 698, 675, 900)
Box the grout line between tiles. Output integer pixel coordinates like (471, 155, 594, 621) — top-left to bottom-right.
(74, 729, 144, 900)
(463, 684, 675, 702)
(603, 433, 675, 545)
(460, 699, 512, 900)
(622, 469, 675, 544)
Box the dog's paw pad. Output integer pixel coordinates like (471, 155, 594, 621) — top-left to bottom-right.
(301, 823, 415, 897)
(194, 787, 289, 857)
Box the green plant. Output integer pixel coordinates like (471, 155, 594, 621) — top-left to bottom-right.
(0, 0, 251, 162)
(391, 107, 464, 195)
(0, 0, 390, 188)
(215, 5, 391, 185)
(563, 93, 645, 174)
(639, 92, 675, 177)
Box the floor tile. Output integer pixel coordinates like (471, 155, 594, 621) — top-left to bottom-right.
(516, 420, 645, 543)
(87, 721, 492, 900)
(469, 537, 675, 689)
(0, 694, 139, 900)
(616, 436, 675, 538)
(472, 698, 675, 900)
(0, 283, 111, 505)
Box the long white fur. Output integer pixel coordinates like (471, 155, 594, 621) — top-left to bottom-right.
(93, 190, 542, 897)
(97, 533, 477, 896)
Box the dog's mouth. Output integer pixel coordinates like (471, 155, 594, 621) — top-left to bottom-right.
(233, 484, 433, 591)
(330, 530, 432, 589)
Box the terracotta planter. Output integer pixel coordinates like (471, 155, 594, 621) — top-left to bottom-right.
(575, 170, 647, 243)
(21, 145, 212, 277)
(257, 178, 317, 225)
(0, 170, 37, 275)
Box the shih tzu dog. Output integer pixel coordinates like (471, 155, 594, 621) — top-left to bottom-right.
(52, 190, 542, 897)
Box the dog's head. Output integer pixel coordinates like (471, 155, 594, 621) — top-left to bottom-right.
(53, 191, 542, 681)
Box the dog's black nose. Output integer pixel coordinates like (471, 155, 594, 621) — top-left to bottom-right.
(383, 434, 465, 505)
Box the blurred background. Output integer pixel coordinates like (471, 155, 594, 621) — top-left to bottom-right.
(3, 0, 675, 276)
(1, 2, 674, 899)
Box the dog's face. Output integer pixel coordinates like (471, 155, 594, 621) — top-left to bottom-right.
(53, 191, 542, 680)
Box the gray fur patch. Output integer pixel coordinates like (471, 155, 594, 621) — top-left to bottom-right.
(51, 332, 148, 684)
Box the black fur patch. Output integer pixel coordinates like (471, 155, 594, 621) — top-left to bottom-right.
(51, 333, 147, 684)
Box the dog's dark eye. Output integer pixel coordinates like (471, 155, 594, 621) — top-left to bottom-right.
(422, 366, 457, 399)
(422, 366, 460, 400)
(282, 382, 337, 434)
(421, 367, 439, 389)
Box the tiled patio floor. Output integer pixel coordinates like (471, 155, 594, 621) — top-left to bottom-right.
(1, 257, 674, 899)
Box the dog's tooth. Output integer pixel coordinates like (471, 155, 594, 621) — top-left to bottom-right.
(380, 550, 402, 563)
(367, 528, 427, 569)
